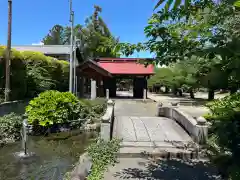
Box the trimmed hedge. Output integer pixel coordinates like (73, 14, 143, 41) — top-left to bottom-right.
(0, 46, 69, 100)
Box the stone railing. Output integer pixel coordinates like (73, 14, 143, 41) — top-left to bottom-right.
(157, 103, 208, 144)
(0, 100, 29, 116)
(100, 99, 115, 141)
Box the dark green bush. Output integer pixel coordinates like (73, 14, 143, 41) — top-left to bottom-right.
(0, 46, 28, 100)
(25, 90, 89, 126)
(0, 46, 69, 101)
(206, 93, 240, 179)
(0, 113, 23, 145)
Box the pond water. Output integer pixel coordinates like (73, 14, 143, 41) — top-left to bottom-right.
(0, 130, 97, 180)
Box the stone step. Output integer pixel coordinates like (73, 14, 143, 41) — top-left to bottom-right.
(117, 147, 203, 160)
(120, 141, 195, 149)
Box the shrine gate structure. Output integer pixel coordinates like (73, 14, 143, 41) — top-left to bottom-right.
(77, 58, 154, 99)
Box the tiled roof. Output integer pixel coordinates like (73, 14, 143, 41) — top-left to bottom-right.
(97, 61, 154, 75)
(96, 57, 154, 62)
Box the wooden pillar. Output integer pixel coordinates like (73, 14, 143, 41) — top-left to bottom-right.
(96, 79, 104, 97)
(110, 77, 116, 97)
(79, 76, 84, 98)
(133, 77, 146, 99)
(144, 76, 147, 99)
(103, 77, 116, 98)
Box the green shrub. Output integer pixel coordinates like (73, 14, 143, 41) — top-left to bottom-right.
(25, 90, 88, 126)
(0, 46, 28, 100)
(80, 98, 107, 117)
(0, 113, 23, 145)
(0, 46, 70, 101)
(87, 138, 121, 180)
(206, 93, 240, 179)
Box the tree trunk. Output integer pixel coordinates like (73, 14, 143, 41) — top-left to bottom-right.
(208, 89, 215, 100)
(173, 87, 178, 95)
(230, 87, 237, 94)
(178, 89, 183, 96)
(189, 88, 195, 99)
(165, 86, 169, 93)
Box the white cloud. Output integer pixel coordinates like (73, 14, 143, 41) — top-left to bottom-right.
(32, 42, 44, 45)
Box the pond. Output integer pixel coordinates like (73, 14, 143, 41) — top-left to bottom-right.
(0, 130, 97, 180)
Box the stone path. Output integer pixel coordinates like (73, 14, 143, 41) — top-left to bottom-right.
(113, 116, 192, 146)
(103, 93, 220, 179)
(111, 97, 196, 159)
(113, 98, 192, 147)
(104, 158, 222, 180)
(114, 99, 157, 117)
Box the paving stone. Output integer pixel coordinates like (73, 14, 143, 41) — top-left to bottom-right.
(103, 158, 222, 180)
(130, 117, 151, 142)
(120, 141, 154, 147)
(113, 115, 192, 146)
(103, 94, 220, 179)
(115, 116, 137, 141)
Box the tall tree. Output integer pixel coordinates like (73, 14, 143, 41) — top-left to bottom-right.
(42, 25, 65, 45)
(93, 5, 102, 31)
(42, 6, 120, 59)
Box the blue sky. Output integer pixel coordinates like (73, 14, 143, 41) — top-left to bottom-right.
(0, 0, 159, 58)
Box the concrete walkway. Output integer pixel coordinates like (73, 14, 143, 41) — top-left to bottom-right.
(113, 116, 192, 147)
(148, 93, 209, 118)
(114, 99, 157, 117)
(103, 93, 220, 179)
(112, 98, 192, 148)
(104, 158, 222, 180)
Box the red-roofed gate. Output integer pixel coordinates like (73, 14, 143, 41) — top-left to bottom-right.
(77, 58, 154, 99)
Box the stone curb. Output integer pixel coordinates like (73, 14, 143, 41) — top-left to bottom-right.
(116, 148, 203, 160)
(69, 152, 92, 180)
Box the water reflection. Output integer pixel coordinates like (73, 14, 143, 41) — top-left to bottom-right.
(0, 131, 96, 180)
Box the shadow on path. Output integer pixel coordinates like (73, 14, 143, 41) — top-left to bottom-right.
(114, 159, 222, 180)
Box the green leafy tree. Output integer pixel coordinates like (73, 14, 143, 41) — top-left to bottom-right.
(121, 1, 240, 100)
(154, 0, 240, 11)
(42, 6, 120, 60)
(42, 25, 65, 45)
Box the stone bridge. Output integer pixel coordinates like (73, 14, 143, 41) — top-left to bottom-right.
(101, 97, 208, 158)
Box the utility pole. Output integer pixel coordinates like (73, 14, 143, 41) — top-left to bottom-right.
(73, 36, 77, 95)
(5, 0, 12, 102)
(69, 0, 74, 93)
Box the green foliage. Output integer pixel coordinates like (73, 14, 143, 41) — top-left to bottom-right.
(206, 93, 240, 179)
(80, 98, 107, 117)
(42, 6, 120, 59)
(122, 1, 240, 98)
(0, 46, 28, 100)
(25, 90, 87, 126)
(42, 25, 65, 45)
(148, 58, 198, 94)
(0, 113, 23, 145)
(206, 93, 240, 119)
(154, 0, 240, 10)
(0, 46, 69, 101)
(148, 68, 175, 88)
(87, 138, 121, 180)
